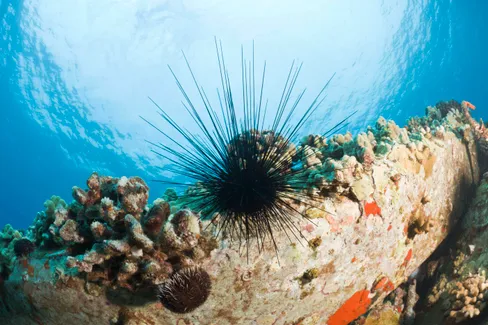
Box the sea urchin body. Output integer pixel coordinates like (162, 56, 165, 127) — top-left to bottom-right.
(157, 266, 211, 313)
(13, 238, 36, 257)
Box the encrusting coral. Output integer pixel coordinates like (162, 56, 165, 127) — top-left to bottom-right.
(298, 101, 452, 204)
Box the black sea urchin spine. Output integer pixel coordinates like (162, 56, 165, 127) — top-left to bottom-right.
(142, 39, 355, 259)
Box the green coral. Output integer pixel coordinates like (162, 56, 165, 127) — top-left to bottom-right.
(0, 224, 22, 279)
(28, 195, 67, 248)
(162, 188, 178, 202)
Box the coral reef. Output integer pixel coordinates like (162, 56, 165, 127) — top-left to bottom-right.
(0, 101, 484, 325)
(413, 172, 488, 324)
(1, 173, 214, 296)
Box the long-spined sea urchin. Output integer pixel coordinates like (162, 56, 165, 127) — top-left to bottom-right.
(142, 39, 355, 259)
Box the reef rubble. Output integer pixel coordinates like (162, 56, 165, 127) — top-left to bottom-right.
(0, 100, 485, 325)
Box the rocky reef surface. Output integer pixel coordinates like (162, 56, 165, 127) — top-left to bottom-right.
(0, 100, 486, 325)
(393, 170, 488, 325)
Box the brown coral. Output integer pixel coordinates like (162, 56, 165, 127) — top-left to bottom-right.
(125, 214, 154, 252)
(117, 176, 149, 217)
(447, 270, 488, 323)
(142, 199, 170, 238)
(58, 174, 209, 291)
(72, 172, 104, 207)
(59, 220, 84, 244)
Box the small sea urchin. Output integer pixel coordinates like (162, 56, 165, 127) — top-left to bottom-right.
(157, 266, 211, 313)
(13, 238, 36, 257)
(143, 39, 354, 258)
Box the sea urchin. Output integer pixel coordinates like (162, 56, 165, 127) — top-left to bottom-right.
(13, 238, 36, 257)
(157, 266, 212, 313)
(143, 39, 354, 258)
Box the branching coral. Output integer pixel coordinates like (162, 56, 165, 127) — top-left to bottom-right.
(447, 270, 488, 323)
(406, 100, 462, 134)
(142, 199, 170, 239)
(0, 224, 22, 279)
(10, 172, 214, 299)
(27, 195, 68, 248)
(427, 274, 449, 306)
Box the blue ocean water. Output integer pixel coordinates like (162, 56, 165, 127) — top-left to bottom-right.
(0, 0, 487, 230)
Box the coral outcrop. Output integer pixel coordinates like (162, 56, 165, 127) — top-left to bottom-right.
(33, 173, 214, 291)
(0, 225, 22, 282)
(0, 100, 483, 325)
(461, 100, 488, 157)
(413, 172, 488, 324)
